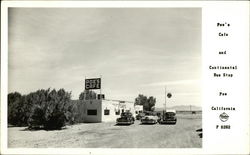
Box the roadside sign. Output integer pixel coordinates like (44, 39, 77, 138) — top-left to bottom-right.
(167, 93, 172, 98)
(85, 78, 101, 90)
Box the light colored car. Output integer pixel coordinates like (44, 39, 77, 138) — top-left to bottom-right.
(141, 115, 158, 124)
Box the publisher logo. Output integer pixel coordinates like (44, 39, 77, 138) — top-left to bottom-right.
(219, 112, 229, 122)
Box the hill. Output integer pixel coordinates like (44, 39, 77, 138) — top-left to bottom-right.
(155, 105, 202, 111)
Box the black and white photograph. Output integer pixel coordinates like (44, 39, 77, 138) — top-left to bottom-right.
(2, 1, 250, 155)
(6, 7, 202, 148)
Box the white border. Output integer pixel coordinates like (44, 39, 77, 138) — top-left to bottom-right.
(1, 1, 249, 155)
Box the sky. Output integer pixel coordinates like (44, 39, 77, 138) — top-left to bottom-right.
(8, 8, 201, 108)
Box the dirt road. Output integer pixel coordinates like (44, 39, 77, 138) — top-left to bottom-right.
(8, 114, 202, 148)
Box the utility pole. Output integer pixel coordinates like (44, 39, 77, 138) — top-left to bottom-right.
(84, 76, 86, 101)
(164, 86, 167, 112)
(97, 75, 102, 101)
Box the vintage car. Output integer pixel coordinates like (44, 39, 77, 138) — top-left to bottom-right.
(116, 112, 135, 125)
(141, 115, 158, 124)
(135, 112, 145, 120)
(159, 109, 177, 124)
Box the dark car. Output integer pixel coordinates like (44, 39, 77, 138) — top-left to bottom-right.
(159, 110, 177, 124)
(116, 112, 135, 125)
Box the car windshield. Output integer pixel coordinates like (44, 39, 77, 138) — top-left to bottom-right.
(144, 112, 156, 116)
(121, 112, 130, 117)
(165, 112, 176, 117)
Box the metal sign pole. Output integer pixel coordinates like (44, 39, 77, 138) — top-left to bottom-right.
(165, 86, 166, 112)
(84, 76, 86, 101)
(100, 75, 102, 100)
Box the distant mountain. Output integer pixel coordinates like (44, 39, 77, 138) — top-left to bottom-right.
(155, 105, 202, 111)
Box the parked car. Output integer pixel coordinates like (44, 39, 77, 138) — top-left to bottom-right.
(141, 115, 158, 124)
(159, 109, 177, 124)
(116, 112, 135, 125)
(136, 112, 145, 120)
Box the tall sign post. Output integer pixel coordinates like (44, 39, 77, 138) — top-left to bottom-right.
(164, 86, 167, 112)
(167, 92, 172, 99)
(85, 77, 102, 100)
(164, 86, 172, 112)
(99, 75, 102, 100)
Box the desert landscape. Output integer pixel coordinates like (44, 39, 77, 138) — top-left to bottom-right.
(8, 113, 202, 148)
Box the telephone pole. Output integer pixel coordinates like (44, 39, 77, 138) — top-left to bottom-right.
(164, 86, 167, 112)
(100, 75, 102, 100)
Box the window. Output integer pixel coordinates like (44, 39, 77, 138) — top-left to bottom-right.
(104, 109, 110, 115)
(87, 109, 97, 115)
(98, 94, 105, 100)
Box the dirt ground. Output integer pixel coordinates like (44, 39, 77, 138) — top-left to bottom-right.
(8, 114, 202, 148)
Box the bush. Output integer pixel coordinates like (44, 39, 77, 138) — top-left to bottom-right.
(8, 92, 30, 126)
(8, 88, 74, 130)
(28, 105, 45, 129)
(44, 110, 66, 130)
(65, 102, 78, 125)
(8, 92, 21, 125)
(27, 88, 71, 130)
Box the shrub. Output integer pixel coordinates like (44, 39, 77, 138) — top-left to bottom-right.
(28, 88, 72, 130)
(8, 92, 30, 126)
(8, 92, 21, 125)
(44, 110, 66, 130)
(28, 105, 45, 129)
(65, 102, 78, 125)
(8, 88, 74, 130)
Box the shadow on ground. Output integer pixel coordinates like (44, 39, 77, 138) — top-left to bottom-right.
(20, 126, 67, 131)
(114, 124, 132, 126)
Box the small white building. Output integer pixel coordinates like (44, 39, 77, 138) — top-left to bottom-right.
(81, 99, 142, 123)
(134, 105, 143, 114)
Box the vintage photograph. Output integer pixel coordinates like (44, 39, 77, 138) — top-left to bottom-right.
(7, 8, 202, 148)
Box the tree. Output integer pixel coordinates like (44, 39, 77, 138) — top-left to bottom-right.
(43, 88, 71, 130)
(79, 90, 97, 100)
(28, 105, 45, 129)
(64, 101, 77, 124)
(28, 88, 71, 130)
(8, 92, 25, 126)
(147, 96, 156, 111)
(135, 94, 156, 111)
(135, 94, 147, 105)
(8, 88, 75, 129)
